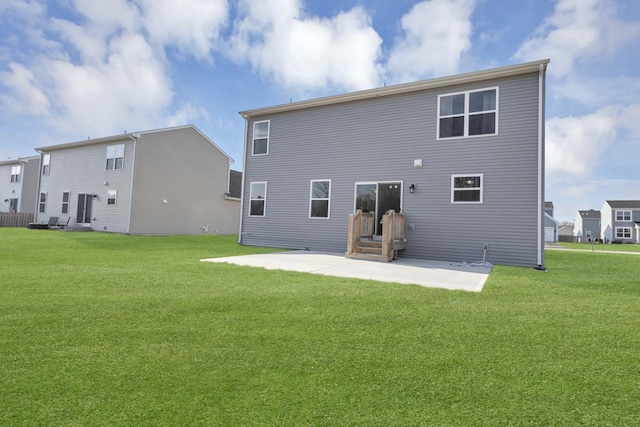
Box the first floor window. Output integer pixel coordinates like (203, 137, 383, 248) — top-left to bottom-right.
(310, 180, 331, 218)
(61, 192, 70, 213)
(9, 198, 18, 212)
(42, 154, 50, 175)
(106, 144, 125, 170)
(615, 210, 631, 221)
(252, 121, 270, 155)
(452, 174, 483, 203)
(39, 193, 47, 213)
(10, 165, 21, 182)
(616, 227, 631, 239)
(249, 182, 267, 216)
(107, 190, 117, 205)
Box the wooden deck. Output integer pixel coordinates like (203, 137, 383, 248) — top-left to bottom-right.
(345, 209, 406, 262)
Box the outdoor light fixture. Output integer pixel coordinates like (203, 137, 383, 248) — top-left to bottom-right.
(409, 184, 416, 193)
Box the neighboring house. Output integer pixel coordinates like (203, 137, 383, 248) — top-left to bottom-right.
(557, 222, 574, 240)
(34, 125, 240, 235)
(0, 156, 39, 213)
(237, 59, 549, 268)
(600, 200, 640, 244)
(544, 201, 560, 242)
(574, 209, 601, 242)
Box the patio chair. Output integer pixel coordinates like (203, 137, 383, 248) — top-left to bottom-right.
(57, 217, 70, 229)
(47, 217, 59, 228)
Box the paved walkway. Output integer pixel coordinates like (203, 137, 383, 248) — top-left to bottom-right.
(201, 251, 492, 292)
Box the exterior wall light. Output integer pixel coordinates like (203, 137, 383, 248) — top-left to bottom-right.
(409, 184, 416, 194)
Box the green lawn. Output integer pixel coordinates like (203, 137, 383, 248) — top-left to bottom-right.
(1, 229, 639, 426)
(559, 241, 640, 252)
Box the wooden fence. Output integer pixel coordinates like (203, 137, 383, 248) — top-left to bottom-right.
(0, 212, 34, 228)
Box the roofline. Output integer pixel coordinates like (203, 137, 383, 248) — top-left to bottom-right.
(34, 124, 234, 164)
(239, 59, 550, 118)
(0, 155, 40, 166)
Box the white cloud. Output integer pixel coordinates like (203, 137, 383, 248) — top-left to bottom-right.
(546, 106, 620, 179)
(0, 63, 50, 115)
(386, 0, 476, 83)
(139, 0, 229, 60)
(227, 0, 382, 92)
(514, 0, 639, 77)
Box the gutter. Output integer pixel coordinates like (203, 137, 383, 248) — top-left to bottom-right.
(237, 120, 248, 244)
(126, 133, 139, 234)
(537, 62, 546, 268)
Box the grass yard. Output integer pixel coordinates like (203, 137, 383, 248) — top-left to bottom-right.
(1, 229, 639, 426)
(559, 241, 640, 252)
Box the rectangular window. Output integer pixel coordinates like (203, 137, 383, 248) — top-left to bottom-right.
(615, 210, 631, 221)
(106, 144, 125, 170)
(616, 227, 632, 239)
(39, 192, 47, 213)
(452, 174, 483, 203)
(438, 88, 498, 139)
(61, 192, 69, 214)
(42, 154, 50, 175)
(249, 182, 267, 217)
(107, 190, 117, 205)
(252, 120, 270, 155)
(9, 198, 18, 212)
(310, 180, 331, 218)
(10, 165, 21, 182)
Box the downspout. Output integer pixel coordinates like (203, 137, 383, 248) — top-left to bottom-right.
(237, 118, 248, 244)
(126, 133, 139, 234)
(33, 153, 44, 220)
(537, 63, 545, 268)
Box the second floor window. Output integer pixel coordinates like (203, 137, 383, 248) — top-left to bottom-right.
(42, 154, 50, 175)
(615, 210, 631, 221)
(438, 88, 498, 139)
(10, 165, 21, 182)
(252, 121, 270, 155)
(106, 144, 125, 170)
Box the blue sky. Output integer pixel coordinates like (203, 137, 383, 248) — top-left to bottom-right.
(1, 0, 639, 222)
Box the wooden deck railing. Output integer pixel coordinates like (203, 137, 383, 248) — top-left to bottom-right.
(347, 210, 375, 253)
(381, 210, 405, 260)
(0, 212, 34, 227)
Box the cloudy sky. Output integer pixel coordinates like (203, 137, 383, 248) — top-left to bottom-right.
(1, 0, 639, 221)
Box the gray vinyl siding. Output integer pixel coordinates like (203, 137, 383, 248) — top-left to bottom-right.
(129, 127, 238, 235)
(241, 72, 543, 267)
(37, 139, 134, 231)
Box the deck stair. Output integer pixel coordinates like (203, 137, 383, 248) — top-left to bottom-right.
(345, 209, 406, 262)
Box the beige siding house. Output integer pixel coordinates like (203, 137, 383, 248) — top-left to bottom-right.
(0, 156, 40, 214)
(34, 125, 240, 235)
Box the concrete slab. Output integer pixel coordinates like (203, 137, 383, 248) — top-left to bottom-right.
(201, 251, 492, 292)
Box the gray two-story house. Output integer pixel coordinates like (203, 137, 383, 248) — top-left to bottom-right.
(34, 125, 240, 235)
(544, 201, 560, 242)
(237, 59, 549, 268)
(574, 209, 601, 242)
(601, 200, 640, 243)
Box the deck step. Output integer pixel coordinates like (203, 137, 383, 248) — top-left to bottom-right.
(344, 251, 392, 262)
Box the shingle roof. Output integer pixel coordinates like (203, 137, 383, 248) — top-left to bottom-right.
(605, 200, 640, 209)
(544, 201, 554, 208)
(579, 209, 601, 219)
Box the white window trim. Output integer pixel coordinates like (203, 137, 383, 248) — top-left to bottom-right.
(42, 154, 50, 176)
(615, 210, 631, 222)
(615, 227, 632, 239)
(252, 120, 270, 156)
(249, 181, 267, 217)
(39, 192, 47, 213)
(451, 174, 484, 204)
(107, 190, 117, 205)
(437, 87, 499, 140)
(10, 165, 21, 182)
(61, 191, 70, 214)
(106, 144, 125, 170)
(309, 179, 331, 219)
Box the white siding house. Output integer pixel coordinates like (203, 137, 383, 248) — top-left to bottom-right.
(34, 125, 240, 235)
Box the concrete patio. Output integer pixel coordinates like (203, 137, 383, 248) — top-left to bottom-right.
(201, 250, 492, 292)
